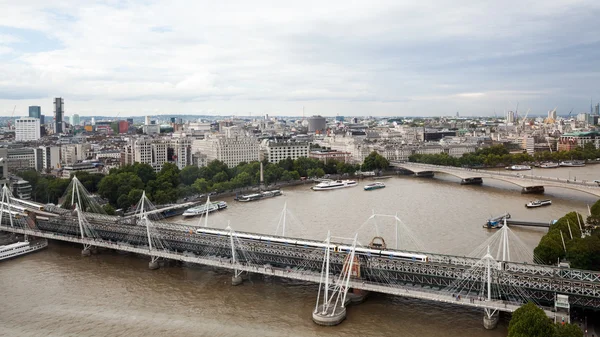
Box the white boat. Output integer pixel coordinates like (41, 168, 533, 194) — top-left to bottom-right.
(505, 165, 531, 171)
(539, 162, 559, 168)
(560, 161, 585, 167)
(364, 182, 385, 191)
(311, 179, 357, 191)
(0, 239, 48, 261)
(525, 200, 552, 208)
(236, 190, 282, 202)
(182, 201, 227, 217)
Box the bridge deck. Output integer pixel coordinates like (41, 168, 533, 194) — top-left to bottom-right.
(392, 162, 600, 196)
(1, 224, 557, 319)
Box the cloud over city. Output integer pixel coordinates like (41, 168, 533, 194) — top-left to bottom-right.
(0, 0, 599, 116)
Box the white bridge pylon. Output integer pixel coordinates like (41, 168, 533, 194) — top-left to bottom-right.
(0, 184, 15, 228)
(470, 218, 544, 264)
(352, 212, 425, 252)
(313, 231, 359, 324)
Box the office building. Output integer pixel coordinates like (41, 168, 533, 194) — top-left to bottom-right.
(54, 97, 64, 133)
(265, 140, 309, 164)
(307, 115, 327, 133)
(39, 146, 61, 170)
(70, 114, 80, 126)
(15, 117, 41, 141)
(194, 135, 259, 167)
(28, 106, 41, 119)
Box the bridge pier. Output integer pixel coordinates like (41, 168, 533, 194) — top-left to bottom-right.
(81, 248, 92, 257)
(312, 304, 347, 326)
(521, 186, 544, 194)
(231, 275, 243, 286)
(460, 177, 483, 185)
(483, 309, 499, 330)
(148, 261, 159, 270)
(415, 171, 434, 178)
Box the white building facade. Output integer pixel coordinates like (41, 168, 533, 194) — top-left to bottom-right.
(265, 141, 310, 164)
(15, 117, 41, 141)
(195, 136, 260, 167)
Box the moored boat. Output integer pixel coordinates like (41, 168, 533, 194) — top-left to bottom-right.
(525, 199, 552, 208)
(311, 179, 357, 191)
(236, 190, 282, 202)
(559, 160, 585, 167)
(539, 162, 559, 168)
(364, 182, 385, 191)
(505, 165, 532, 171)
(0, 239, 48, 261)
(182, 201, 226, 217)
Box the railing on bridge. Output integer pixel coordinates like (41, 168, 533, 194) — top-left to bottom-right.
(3, 180, 599, 328)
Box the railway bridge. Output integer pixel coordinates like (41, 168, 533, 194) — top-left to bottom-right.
(1, 180, 599, 328)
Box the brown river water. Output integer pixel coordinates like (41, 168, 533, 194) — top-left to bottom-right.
(1, 166, 598, 337)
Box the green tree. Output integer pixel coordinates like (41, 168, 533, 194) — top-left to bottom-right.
(103, 204, 116, 215)
(508, 302, 554, 337)
(554, 322, 583, 337)
(361, 151, 390, 171)
(213, 171, 229, 183)
(193, 178, 211, 193)
(179, 166, 201, 185)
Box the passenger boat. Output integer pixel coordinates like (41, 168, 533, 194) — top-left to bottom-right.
(236, 190, 282, 202)
(539, 162, 559, 169)
(525, 200, 552, 208)
(311, 179, 357, 191)
(364, 182, 385, 191)
(182, 201, 227, 217)
(505, 165, 532, 171)
(559, 161, 585, 167)
(0, 239, 48, 261)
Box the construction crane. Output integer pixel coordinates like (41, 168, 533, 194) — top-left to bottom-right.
(567, 108, 574, 119)
(521, 108, 531, 129)
(7, 105, 16, 129)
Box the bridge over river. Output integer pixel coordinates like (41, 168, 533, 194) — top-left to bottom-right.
(1, 178, 599, 329)
(391, 161, 600, 197)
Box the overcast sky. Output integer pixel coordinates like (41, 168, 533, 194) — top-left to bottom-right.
(1, 1, 599, 117)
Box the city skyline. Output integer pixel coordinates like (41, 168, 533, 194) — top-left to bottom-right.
(1, 1, 599, 117)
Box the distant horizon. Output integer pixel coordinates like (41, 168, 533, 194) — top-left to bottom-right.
(1, 112, 588, 120)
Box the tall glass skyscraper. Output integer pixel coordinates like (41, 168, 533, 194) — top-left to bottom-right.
(54, 98, 64, 133)
(28, 106, 44, 124)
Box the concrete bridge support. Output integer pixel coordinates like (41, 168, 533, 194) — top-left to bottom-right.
(521, 186, 544, 194)
(231, 275, 243, 286)
(81, 248, 91, 257)
(148, 260, 160, 270)
(313, 304, 347, 326)
(415, 171, 435, 178)
(483, 309, 499, 330)
(461, 177, 483, 185)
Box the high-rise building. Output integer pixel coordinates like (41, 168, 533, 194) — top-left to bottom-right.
(548, 109, 557, 121)
(506, 111, 515, 124)
(70, 114, 80, 126)
(594, 103, 599, 115)
(29, 106, 41, 119)
(15, 117, 41, 141)
(54, 97, 64, 133)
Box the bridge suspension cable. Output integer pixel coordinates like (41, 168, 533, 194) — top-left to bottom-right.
(62, 177, 106, 214)
(469, 220, 544, 264)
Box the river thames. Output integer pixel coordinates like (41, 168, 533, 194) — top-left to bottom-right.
(1, 166, 598, 336)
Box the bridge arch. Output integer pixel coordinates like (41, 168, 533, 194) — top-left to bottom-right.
(395, 165, 600, 197)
